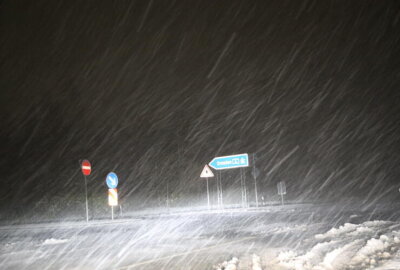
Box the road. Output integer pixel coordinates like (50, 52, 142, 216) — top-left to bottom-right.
(1, 203, 399, 269)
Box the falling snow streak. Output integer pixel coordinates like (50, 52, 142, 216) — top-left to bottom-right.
(207, 32, 237, 79)
(0, 0, 399, 219)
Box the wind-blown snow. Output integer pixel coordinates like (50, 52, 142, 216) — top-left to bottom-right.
(278, 220, 400, 269)
(214, 257, 240, 270)
(42, 238, 69, 245)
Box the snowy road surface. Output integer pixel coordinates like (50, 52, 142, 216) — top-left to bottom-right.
(0, 203, 399, 270)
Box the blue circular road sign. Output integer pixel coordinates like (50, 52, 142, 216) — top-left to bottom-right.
(106, 172, 118, 189)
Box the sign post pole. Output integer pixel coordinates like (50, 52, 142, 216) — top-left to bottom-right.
(253, 153, 259, 208)
(216, 174, 220, 207)
(80, 160, 92, 223)
(240, 168, 244, 207)
(208, 153, 249, 209)
(277, 181, 286, 206)
(84, 175, 89, 222)
(206, 177, 210, 210)
(111, 206, 114, 220)
(200, 165, 214, 210)
(166, 179, 169, 211)
(240, 168, 247, 208)
(219, 171, 223, 209)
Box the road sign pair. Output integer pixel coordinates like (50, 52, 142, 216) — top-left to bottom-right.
(81, 161, 119, 189)
(106, 173, 119, 206)
(200, 153, 250, 177)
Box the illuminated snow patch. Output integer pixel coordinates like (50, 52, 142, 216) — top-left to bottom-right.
(277, 221, 400, 270)
(42, 238, 69, 245)
(252, 254, 262, 270)
(213, 257, 239, 270)
(213, 255, 263, 270)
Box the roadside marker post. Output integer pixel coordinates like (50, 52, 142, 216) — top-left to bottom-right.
(200, 165, 214, 210)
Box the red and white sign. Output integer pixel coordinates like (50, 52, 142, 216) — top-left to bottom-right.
(81, 160, 91, 176)
(108, 188, 118, 206)
(200, 165, 214, 178)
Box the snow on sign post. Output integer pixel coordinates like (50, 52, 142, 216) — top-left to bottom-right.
(106, 172, 118, 220)
(277, 181, 286, 205)
(200, 165, 214, 210)
(80, 159, 91, 223)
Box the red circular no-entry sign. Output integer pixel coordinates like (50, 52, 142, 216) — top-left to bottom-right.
(81, 160, 91, 176)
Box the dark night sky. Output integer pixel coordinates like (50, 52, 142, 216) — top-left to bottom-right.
(1, 1, 400, 216)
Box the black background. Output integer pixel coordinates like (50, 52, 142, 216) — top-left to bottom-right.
(1, 1, 400, 217)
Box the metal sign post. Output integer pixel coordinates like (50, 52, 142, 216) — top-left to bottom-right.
(240, 168, 244, 207)
(200, 165, 214, 210)
(166, 179, 170, 210)
(216, 173, 220, 207)
(252, 153, 259, 208)
(206, 177, 210, 209)
(216, 172, 222, 208)
(277, 181, 286, 205)
(219, 171, 223, 208)
(240, 168, 248, 208)
(84, 175, 89, 222)
(80, 160, 92, 223)
(208, 153, 249, 209)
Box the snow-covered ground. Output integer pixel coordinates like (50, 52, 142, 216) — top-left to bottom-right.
(0, 203, 399, 269)
(277, 220, 400, 270)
